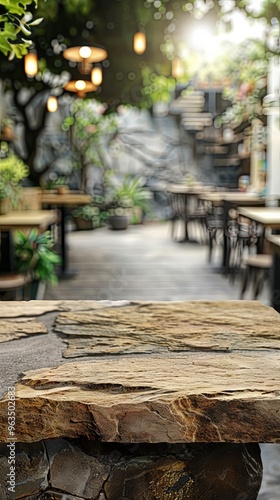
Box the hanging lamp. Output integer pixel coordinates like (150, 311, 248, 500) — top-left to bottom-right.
(64, 79, 97, 98)
(47, 96, 58, 112)
(133, 31, 146, 55)
(24, 52, 38, 78)
(91, 66, 103, 86)
(63, 45, 107, 73)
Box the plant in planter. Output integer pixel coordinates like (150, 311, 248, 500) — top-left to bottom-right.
(42, 175, 70, 194)
(0, 153, 29, 213)
(14, 229, 61, 299)
(0, 116, 15, 141)
(72, 203, 110, 230)
(107, 175, 152, 229)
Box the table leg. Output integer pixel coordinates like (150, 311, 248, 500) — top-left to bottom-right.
(0, 231, 14, 273)
(58, 206, 78, 279)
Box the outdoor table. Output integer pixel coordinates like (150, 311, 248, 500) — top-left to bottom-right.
(0, 210, 57, 273)
(41, 192, 92, 277)
(0, 299, 279, 499)
(237, 206, 280, 257)
(237, 206, 280, 230)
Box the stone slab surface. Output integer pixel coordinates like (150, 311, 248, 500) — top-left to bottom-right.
(53, 301, 280, 357)
(0, 299, 130, 318)
(0, 318, 47, 342)
(0, 300, 280, 445)
(1, 350, 280, 443)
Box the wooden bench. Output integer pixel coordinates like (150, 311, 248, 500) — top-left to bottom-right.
(0, 300, 279, 499)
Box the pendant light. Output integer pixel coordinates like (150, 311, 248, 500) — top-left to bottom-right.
(133, 31, 146, 55)
(63, 45, 107, 73)
(24, 52, 38, 78)
(91, 66, 103, 86)
(47, 96, 58, 112)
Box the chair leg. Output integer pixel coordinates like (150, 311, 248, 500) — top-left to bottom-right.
(253, 269, 267, 300)
(240, 266, 250, 299)
(208, 230, 214, 263)
(170, 217, 177, 240)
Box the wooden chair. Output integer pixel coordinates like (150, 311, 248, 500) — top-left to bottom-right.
(240, 254, 272, 299)
(0, 273, 31, 300)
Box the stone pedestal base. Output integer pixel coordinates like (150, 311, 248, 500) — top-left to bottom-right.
(0, 440, 262, 500)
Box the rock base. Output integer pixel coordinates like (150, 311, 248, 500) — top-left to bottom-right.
(0, 440, 262, 499)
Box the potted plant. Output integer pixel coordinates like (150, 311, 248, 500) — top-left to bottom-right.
(0, 152, 29, 214)
(14, 229, 61, 299)
(42, 175, 70, 194)
(72, 203, 110, 230)
(108, 175, 152, 229)
(0, 117, 15, 141)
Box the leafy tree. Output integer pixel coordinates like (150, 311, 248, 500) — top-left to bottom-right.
(220, 40, 269, 126)
(0, 0, 43, 59)
(62, 99, 118, 192)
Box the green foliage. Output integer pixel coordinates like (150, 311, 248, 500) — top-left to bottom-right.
(62, 99, 118, 192)
(141, 67, 176, 108)
(112, 175, 152, 215)
(0, 153, 29, 201)
(72, 204, 110, 227)
(0, 0, 44, 59)
(15, 229, 61, 284)
(42, 175, 67, 190)
(218, 40, 269, 125)
(63, 99, 118, 171)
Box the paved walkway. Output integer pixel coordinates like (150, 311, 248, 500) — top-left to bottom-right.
(46, 221, 269, 303)
(45, 222, 278, 500)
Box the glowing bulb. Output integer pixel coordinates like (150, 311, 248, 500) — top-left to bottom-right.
(47, 96, 58, 112)
(75, 80, 87, 91)
(133, 32, 146, 55)
(91, 67, 102, 86)
(79, 46, 92, 59)
(24, 53, 38, 78)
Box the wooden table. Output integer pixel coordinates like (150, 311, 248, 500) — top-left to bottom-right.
(41, 192, 92, 277)
(199, 191, 262, 206)
(0, 299, 279, 499)
(0, 210, 57, 272)
(237, 206, 280, 256)
(237, 207, 280, 229)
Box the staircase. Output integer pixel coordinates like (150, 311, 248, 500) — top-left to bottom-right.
(169, 86, 252, 188)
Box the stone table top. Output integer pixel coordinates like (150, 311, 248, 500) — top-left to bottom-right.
(0, 300, 280, 444)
